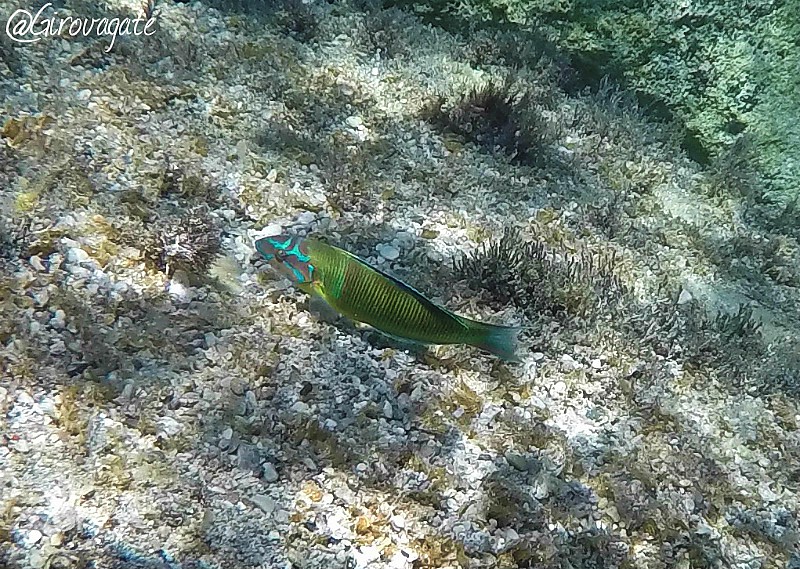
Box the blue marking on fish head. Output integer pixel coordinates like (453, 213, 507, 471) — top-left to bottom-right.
(255, 234, 315, 285)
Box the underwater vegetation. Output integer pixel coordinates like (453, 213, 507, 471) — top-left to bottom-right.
(406, 0, 800, 231)
(421, 79, 557, 165)
(453, 227, 625, 322)
(454, 227, 796, 395)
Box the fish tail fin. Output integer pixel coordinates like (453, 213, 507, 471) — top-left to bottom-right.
(468, 321, 521, 362)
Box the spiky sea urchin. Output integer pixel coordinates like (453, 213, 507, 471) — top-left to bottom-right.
(147, 206, 221, 277)
(422, 80, 555, 164)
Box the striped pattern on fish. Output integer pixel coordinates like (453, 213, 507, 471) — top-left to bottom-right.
(255, 234, 520, 361)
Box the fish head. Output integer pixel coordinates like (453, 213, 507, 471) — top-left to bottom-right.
(255, 234, 315, 285)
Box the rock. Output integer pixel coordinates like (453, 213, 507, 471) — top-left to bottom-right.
(29, 549, 47, 569)
(237, 444, 261, 473)
(383, 400, 393, 419)
(559, 354, 580, 371)
(17, 391, 34, 406)
(50, 309, 66, 329)
(296, 211, 315, 225)
(677, 289, 693, 305)
(550, 380, 567, 396)
(260, 224, 283, 238)
(156, 416, 182, 438)
(377, 243, 400, 261)
(390, 514, 405, 530)
(26, 529, 43, 547)
(29, 255, 46, 272)
(345, 115, 363, 128)
(67, 247, 89, 264)
(251, 494, 276, 514)
(290, 401, 310, 414)
(355, 545, 381, 566)
(505, 451, 529, 472)
(262, 462, 279, 482)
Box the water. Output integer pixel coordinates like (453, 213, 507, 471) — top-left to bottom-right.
(0, 1, 798, 568)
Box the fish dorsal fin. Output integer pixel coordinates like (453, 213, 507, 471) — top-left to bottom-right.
(314, 239, 469, 332)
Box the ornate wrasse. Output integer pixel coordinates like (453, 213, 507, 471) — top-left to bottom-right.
(255, 234, 520, 361)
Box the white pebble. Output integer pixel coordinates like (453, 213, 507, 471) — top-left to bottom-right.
(377, 243, 400, 261)
(50, 309, 66, 329)
(29, 256, 46, 272)
(390, 514, 405, 530)
(290, 401, 310, 414)
(27, 529, 43, 546)
(67, 247, 89, 264)
(259, 224, 283, 238)
(559, 354, 580, 371)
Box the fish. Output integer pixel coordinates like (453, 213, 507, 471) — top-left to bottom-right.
(255, 234, 520, 362)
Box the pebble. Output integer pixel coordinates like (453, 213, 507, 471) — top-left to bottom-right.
(377, 243, 400, 261)
(677, 289, 693, 305)
(50, 309, 66, 329)
(355, 545, 381, 565)
(550, 380, 567, 396)
(29, 255, 46, 272)
(26, 529, 43, 547)
(290, 401, 310, 414)
(345, 115, 363, 128)
(29, 549, 47, 569)
(559, 354, 580, 371)
(262, 462, 279, 482)
(251, 494, 276, 514)
(18, 391, 35, 406)
(296, 211, 315, 225)
(383, 400, 393, 419)
(260, 224, 283, 238)
(505, 451, 529, 472)
(390, 514, 405, 530)
(67, 247, 89, 264)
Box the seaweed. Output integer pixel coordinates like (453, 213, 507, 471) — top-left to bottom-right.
(453, 227, 625, 321)
(422, 79, 556, 164)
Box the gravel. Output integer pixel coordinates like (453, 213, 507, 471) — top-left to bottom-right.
(0, 0, 798, 568)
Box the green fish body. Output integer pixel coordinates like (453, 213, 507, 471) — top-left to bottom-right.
(255, 234, 520, 361)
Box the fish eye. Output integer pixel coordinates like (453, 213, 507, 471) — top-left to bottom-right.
(275, 249, 288, 261)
